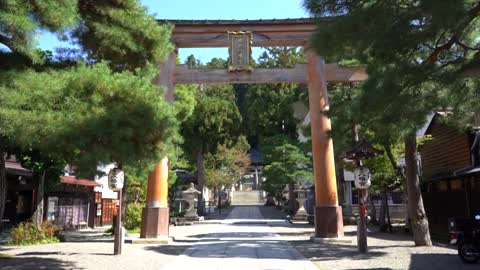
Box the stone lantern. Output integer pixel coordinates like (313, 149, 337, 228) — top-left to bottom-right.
(292, 183, 309, 220)
(182, 183, 201, 221)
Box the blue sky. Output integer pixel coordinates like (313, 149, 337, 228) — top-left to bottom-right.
(38, 0, 310, 63)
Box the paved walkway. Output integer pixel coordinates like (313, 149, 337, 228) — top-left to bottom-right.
(161, 206, 318, 270)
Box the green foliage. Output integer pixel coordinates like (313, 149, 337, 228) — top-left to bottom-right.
(0, 0, 172, 69)
(124, 164, 148, 204)
(181, 84, 243, 157)
(362, 145, 403, 192)
(74, 0, 173, 70)
(0, 0, 175, 228)
(204, 139, 251, 189)
(8, 222, 60, 246)
(262, 142, 312, 197)
(174, 84, 198, 123)
(0, 0, 79, 61)
(0, 62, 177, 175)
(243, 48, 307, 141)
(256, 47, 305, 68)
(124, 203, 143, 230)
(305, 0, 480, 139)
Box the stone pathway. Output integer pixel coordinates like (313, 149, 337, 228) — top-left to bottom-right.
(160, 206, 318, 270)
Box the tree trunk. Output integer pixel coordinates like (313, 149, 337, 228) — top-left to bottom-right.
(357, 189, 368, 253)
(288, 183, 295, 215)
(369, 194, 378, 225)
(386, 192, 393, 233)
(196, 149, 205, 215)
(0, 148, 6, 232)
(379, 190, 387, 231)
(405, 135, 432, 246)
(335, 156, 345, 205)
(383, 143, 406, 179)
(32, 170, 46, 227)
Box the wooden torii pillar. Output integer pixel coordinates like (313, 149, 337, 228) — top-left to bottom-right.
(306, 49, 343, 238)
(141, 19, 367, 240)
(140, 51, 176, 240)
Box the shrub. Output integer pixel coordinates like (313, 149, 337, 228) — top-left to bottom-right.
(8, 222, 60, 246)
(124, 203, 143, 230)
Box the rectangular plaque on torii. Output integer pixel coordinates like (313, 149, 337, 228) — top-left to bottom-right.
(228, 31, 253, 72)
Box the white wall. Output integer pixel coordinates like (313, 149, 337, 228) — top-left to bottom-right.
(94, 164, 118, 199)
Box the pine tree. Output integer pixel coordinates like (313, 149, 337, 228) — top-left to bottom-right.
(0, 1, 174, 229)
(305, 0, 480, 246)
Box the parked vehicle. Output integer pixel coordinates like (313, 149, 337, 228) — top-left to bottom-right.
(449, 215, 480, 263)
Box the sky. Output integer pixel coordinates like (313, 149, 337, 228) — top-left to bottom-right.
(38, 0, 310, 63)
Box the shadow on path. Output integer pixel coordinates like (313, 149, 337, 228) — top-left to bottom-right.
(409, 253, 479, 270)
(144, 243, 192, 256)
(0, 256, 81, 270)
(147, 239, 305, 260)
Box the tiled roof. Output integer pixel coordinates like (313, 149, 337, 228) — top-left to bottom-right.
(60, 176, 101, 187)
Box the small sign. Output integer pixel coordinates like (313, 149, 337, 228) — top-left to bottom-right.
(228, 31, 253, 72)
(108, 167, 124, 191)
(96, 203, 102, 216)
(354, 166, 371, 189)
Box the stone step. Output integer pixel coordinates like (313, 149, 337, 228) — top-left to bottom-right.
(231, 191, 264, 205)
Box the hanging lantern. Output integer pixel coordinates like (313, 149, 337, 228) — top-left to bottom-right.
(108, 167, 124, 191)
(354, 166, 371, 189)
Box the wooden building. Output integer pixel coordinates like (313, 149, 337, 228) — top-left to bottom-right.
(419, 113, 480, 238)
(46, 174, 118, 230)
(4, 158, 34, 227)
(4, 158, 117, 230)
(45, 176, 100, 230)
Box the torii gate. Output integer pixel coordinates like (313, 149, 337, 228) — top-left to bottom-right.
(140, 18, 367, 240)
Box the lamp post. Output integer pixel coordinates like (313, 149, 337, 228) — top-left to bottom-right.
(344, 140, 383, 253)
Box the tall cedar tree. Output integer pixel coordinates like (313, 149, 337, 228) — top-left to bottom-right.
(304, 0, 480, 245)
(181, 83, 243, 209)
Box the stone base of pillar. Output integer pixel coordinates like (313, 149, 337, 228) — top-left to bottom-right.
(314, 206, 344, 238)
(140, 207, 169, 239)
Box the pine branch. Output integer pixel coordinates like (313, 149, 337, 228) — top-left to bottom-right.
(455, 40, 480, 51)
(423, 2, 480, 65)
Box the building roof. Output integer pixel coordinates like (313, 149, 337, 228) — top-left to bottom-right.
(158, 18, 316, 25)
(454, 166, 480, 177)
(248, 148, 263, 164)
(60, 176, 101, 187)
(175, 169, 197, 185)
(5, 160, 32, 177)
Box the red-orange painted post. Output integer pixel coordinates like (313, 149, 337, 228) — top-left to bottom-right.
(140, 51, 176, 239)
(306, 49, 344, 238)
